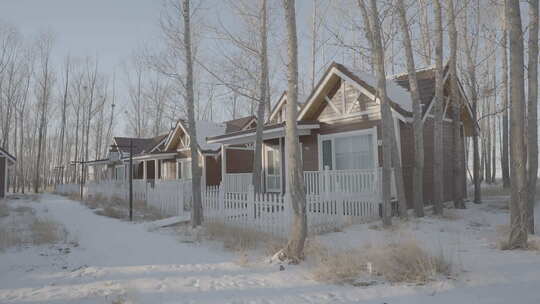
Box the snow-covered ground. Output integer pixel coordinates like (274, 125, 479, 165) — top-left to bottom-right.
(0, 193, 539, 304)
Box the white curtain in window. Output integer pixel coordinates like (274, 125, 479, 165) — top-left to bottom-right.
(334, 134, 373, 170)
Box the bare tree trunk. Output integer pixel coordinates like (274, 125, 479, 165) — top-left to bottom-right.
(396, 0, 421, 218)
(252, 0, 269, 193)
(527, 0, 539, 234)
(446, 0, 466, 209)
(432, 0, 445, 214)
(280, 0, 307, 263)
(58, 57, 70, 184)
(181, 0, 203, 228)
(359, 0, 401, 227)
(506, 0, 528, 249)
(501, 7, 511, 189)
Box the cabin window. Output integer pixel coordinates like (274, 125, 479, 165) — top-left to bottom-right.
(114, 166, 125, 181)
(320, 130, 375, 171)
(266, 144, 281, 192)
(177, 160, 192, 180)
(335, 135, 374, 170)
(322, 140, 333, 170)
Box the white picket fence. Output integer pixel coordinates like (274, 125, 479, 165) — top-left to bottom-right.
(202, 185, 379, 238)
(224, 173, 252, 193)
(55, 179, 192, 217)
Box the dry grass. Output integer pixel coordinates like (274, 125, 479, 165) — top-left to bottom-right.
(309, 239, 452, 285)
(0, 203, 9, 217)
(30, 218, 68, 245)
(203, 222, 285, 254)
(496, 225, 540, 251)
(440, 209, 461, 221)
(0, 224, 19, 250)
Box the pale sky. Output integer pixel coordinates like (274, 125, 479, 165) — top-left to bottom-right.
(0, 0, 161, 76)
(0, 0, 319, 134)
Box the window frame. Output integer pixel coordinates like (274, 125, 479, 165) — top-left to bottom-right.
(317, 127, 378, 171)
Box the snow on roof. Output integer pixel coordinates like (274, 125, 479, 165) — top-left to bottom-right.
(349, 67, 413, 112)
(193, 120, 227, 151)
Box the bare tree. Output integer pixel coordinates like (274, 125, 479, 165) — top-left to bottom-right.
(462, 0, 482, 204)
(447, 0, 466, 209)
(396, 0, 420, 218)
(432, 0, 445, 214)
(506, 0, 528, 249)
(527, 0, 539, 234)
(252, 0, 270, 193)
(34, 33, 55, 193)
(182, 0, 203, 228)
(358, 0, 405, 226)
(279, 0, 307, 263)
(500, 4, 511, 188)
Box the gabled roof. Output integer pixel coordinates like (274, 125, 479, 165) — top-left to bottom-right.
(0, 147, 16, 163)
(224, 115, 256, 133)
(268, 92, 287, 122)
(164, 119, 227, 152)
(298, 62, 414, 121)
(113, 134, 167, 156)
(267, 92, 303, 122)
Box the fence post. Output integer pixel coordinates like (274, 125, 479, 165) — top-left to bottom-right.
(218, 182, 225, 221)
(323, 166, 330, 198)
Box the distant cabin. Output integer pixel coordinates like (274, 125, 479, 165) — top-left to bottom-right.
(0, 147, 16, 199)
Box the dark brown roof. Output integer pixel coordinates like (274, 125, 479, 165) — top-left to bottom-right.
(113, 134, 168, 155)
(224, 116, 255, 133)
(207, 120, 319, 142)
(0, 147, 16, 162)
(393, 68, 436, 114)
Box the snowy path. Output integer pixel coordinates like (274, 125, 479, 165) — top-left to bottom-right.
(0, 194, 539, 303)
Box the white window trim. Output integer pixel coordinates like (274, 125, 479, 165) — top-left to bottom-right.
(317, 127, 379, 171)
(177, 158, 192, 180)
(264, 141, 282, 193)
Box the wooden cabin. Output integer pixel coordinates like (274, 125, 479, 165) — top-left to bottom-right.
(0, 147, 16, 199)
(207, 62, 476, 206)
(85, 116, 257, 188)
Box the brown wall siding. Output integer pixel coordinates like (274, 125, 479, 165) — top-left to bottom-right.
(226, 149, 254, 173)
(300, 134, 319, 171)
(205, 156, 221, 186)
(0, 157, 5, 198)
(405, 117, 464, 206)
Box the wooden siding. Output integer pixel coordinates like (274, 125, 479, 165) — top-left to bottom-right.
(205, 156, 221, 186)
(226, 149, 254, 174)
(400, 117, 465, 207)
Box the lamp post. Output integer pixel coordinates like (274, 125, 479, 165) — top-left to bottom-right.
(111, 139, 134, 221)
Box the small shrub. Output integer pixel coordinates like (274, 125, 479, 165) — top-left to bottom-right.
(96, 206, 125, 219)
(0, 225, 20, 250)
(310, 239, 452, 284)
(30, 218, 68, 245)
(203, 222, 284, 253)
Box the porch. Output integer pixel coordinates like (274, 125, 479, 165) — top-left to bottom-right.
(210, 121, 396, 199)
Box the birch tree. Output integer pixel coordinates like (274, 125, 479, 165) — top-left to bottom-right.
(447, 0, 466, 209)
(432, 0, 445, 214)
(396, 0, 421, 218)
(279, 0, 307, 262)
(182, 0, 203, 227)
(506, 0, 528, 249)
(527, 0, 538, 234)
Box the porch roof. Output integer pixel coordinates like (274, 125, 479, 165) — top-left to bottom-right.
(206, 121, 319, 145)
(85, 158, 113, 166)
(126, 152, 178, 162)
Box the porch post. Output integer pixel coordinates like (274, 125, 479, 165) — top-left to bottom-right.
(143, 160, 147, 181)
(221, 144, 227, 189)
(155, 159, 159, 180)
